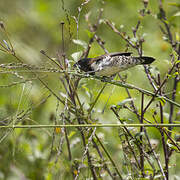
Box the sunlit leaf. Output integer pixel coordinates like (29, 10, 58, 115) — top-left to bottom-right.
(119, 24, 124, 29)
(167, 139, 180, 152)
(173, 11, 180, 16)
(68, 131, 76, 138)
(46, 173, 52, 180)
(175, 32, 180, 41)
(117, 98, 133, 108)
(85, 30, 95, 38)
(130, 37, 138, 42)
(135, 132, 145, 138)
(155, 96, 166, 106)
(72, 39, 88, 49)
(162, 36, 168, 41)
(168, 2, 180, 8)
(154, 174, 163, 179)
(172, 50, 179, 61)
(71, 51, 83, 61)
(82, 85, 91, 98)
(59, 92, 68, 99)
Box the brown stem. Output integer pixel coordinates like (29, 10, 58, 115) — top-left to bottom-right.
(168, 70, 179, 136)
(140, 93, 145, 177)
(159, 103, 169, 180)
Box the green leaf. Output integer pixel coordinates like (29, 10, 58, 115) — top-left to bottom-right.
(85, 30, 95, 38)
(115, 98, 133, 109)
(175, 32, 180, 41)
(154, 174, 163, 179)
(168, 2, 180, 8)
(118, 98, 133, 106)
(167, 139, 180, 152)
(167, 72, 179, 79)
(82, 85, 91, 98)
(71, 51, 83, 61)
(162, 19, 169, 24)
(72, 39, 88, 49)
(156, 96, 166, 106)
(45, 173, 52, 180)
(172, 49, 178, 60)
(173, 11, 180, 16)
(130, 37, 138, 42)
(68, 131, 76, 139)
(135, 132, 145, 138)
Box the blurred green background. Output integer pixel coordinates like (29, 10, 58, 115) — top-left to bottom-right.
(0, 0, 179, 179)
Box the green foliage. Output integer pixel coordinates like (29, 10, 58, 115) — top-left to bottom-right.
(0, 0, 180, 179)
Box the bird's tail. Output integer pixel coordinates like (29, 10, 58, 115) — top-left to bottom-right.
(137, 56, 155, 65)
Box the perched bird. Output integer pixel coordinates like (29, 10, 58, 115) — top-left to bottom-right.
(74, 52, 155, 77)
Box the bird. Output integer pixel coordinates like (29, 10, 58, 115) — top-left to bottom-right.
(74, 52, 155, 77)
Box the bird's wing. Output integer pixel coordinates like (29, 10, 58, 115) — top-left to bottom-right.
(108, 52, 132, 57)
(90, 52, 132, 63)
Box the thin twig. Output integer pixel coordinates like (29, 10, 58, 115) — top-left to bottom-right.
(0, 124, 179, 128)
(140, 93, 145, 177)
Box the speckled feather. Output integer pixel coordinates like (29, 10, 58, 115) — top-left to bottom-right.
(74, 52, 155, 77)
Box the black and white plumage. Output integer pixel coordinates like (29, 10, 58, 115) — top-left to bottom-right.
(74, 52, 155, 77)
